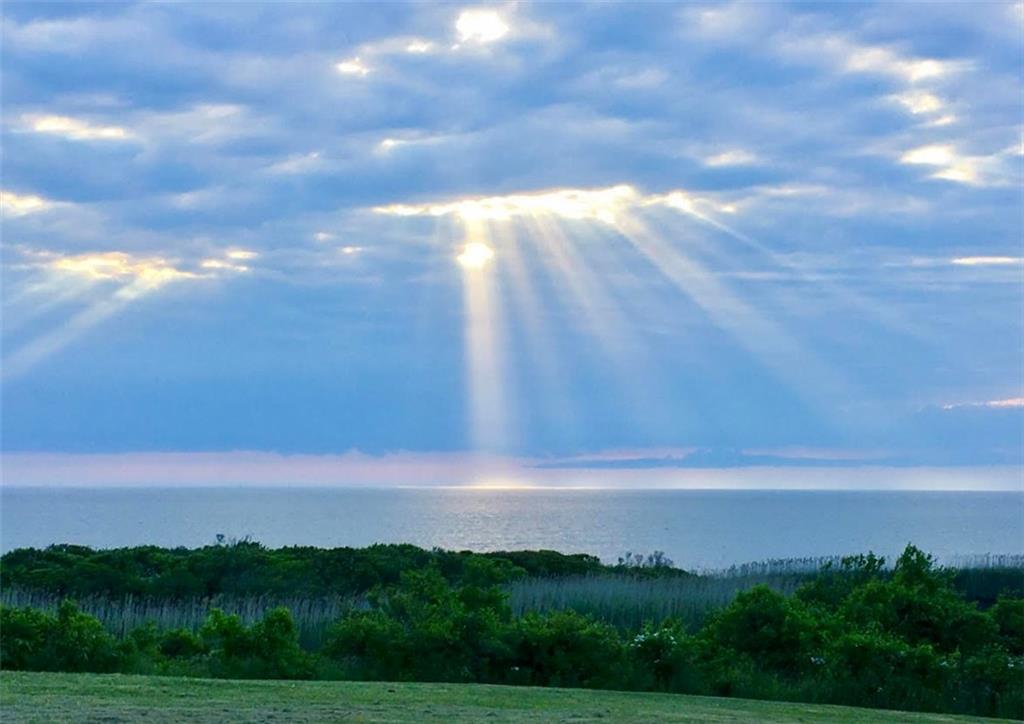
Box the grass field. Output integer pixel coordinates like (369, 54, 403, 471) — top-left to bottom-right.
(0, 672, 1011, 723)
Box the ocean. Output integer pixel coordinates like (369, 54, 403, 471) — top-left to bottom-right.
(1, 487, 1021, 569)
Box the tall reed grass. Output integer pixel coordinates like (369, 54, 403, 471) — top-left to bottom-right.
(0, 587, 364, 648)
(5, 554, 1019, 644)
(505, 572, 807, 630)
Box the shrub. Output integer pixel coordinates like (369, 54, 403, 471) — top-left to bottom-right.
(823, 631, 949, 711)
(989, 596, 1024, 655)
(159, 627, 205, 659)
(512, 611, 624, 688)
(0, 601, 119, 673)
(628, 620, 701, 692)
(200, 607, 311, 679)
(326, 565, 512, 683)
(700, 585, 820, 676)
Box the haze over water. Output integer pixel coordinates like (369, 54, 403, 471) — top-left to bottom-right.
(3, 488, 1020, 569)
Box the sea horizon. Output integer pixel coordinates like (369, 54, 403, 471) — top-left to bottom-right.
(5, 487, 1021, 568)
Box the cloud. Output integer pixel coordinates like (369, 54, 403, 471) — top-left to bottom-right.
(703, 149, 758, 167)
(950, 256, 1021, 266)
(20, 246, 258, 288)
(374, 184, 641, 224)
(773, 29, 969, 85)
(1, 2, 1021, 463)
(1, 450, 1019, 490)
(335, 57, 370, 76)
(898, 144, 1016, 186)
(455, 9, 510, 45)
(943, 397, 1024, 411)
(1, 190, 52, 217)
(44, 251, 199, 288)
(265, 151, 324, 175)
(21, 114, 129, 141)
(891, 91, 944, 115)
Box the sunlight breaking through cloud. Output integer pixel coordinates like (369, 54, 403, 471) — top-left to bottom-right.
(458, 219, 511, 453)
(3, 247, 259, 379)
(455, 9, 510, 44)
(1, 190, 52, 217)
(49, 251, 198, 288)
(375, 185, 640, 224)
(24, 114, 128, 141)
(456, 242, 495, 269)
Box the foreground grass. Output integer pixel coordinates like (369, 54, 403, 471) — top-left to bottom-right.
(0, 672, 1011, 723)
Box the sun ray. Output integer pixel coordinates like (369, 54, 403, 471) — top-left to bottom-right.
(2, 278, 153, 379)
(612, 210, 855, 410)
(521, 213, 672, 438)
(459, 216, 514, 453)
(2, 275, 98, 334)
(645, 202, 930, 344)
(487, 218, 579, 444)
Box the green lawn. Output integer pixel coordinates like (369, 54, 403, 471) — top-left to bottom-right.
(0, 671, 1011, 723)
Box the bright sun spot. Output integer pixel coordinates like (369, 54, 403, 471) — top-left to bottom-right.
(456, 9, 509, 44)
(457, 242, 495, 270)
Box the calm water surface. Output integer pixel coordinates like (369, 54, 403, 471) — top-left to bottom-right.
(1, 488, 1021, 568)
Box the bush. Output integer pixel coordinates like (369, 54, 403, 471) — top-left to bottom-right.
(326, 565, 512, 683)
(511, 611, 624, 688)
(628, 621, 701, 692)
(0, 601, 119, 673)
(823, 631, 949, 711)
(159, 627, 205, 659)
(200, 606, 311, 679)
(990, 596, 1024, 655)
(839, 549, 999, 656)
(700, 585, 820, 676)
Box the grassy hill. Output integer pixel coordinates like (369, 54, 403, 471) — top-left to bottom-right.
(0, 671, 1009, 723)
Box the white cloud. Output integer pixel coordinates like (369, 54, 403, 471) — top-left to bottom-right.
(704, 149, 759, 167)
(265, 151, 324, 175)
(1, 190, 53, 217)
(644, 190, 739, 216)
(46, 251, 198, 289)
(375, 185, 640, 224)
(950, 256, 1021, 266)
(899, 144, 977, 184)
(336, 57, 370, 76)
(455, 9, 510, 44)
(373, 184, 747, 226)
(133, 104, 269, 147)
(943, 397, 1024, 410)
(844, 45, 955, 83)
(377, 138, 401, 152)
(405, 39, 436, 54)
(688, 3, 769, 37)
(891, 91, 944, 115)
(23, 114, 129, 141)
(898, 143, 1017, 186)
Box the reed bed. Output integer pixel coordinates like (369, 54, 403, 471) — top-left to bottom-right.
(505, 573, 806, 631)
(5, 554, 1019, 644)
(0, 588, 364, 648)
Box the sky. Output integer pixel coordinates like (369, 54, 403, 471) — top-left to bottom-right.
(1, 2, 1022, 488)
